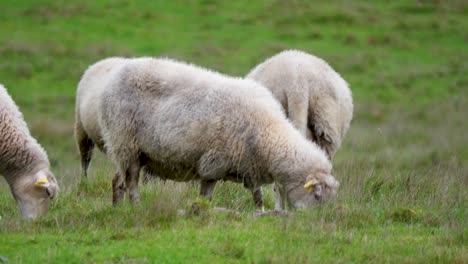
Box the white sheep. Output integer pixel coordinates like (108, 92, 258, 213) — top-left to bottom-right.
(246, 50, 353, 209)
(99, 58, 339, 210)
(0, 84, 59, 219)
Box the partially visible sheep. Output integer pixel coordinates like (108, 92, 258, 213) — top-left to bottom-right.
(0, 84, 59, 219)
(246, 50, 353, 209)
(99, 58, 339, 210)
(75, 57, 129, 177)
(246, 50, 353, 159)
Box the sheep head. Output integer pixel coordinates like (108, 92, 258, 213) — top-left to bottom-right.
(12, 168, 59, 220)
(288, 171, 339, 209)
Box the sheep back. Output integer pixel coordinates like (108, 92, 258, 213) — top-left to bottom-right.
(0, 84, 48, 178)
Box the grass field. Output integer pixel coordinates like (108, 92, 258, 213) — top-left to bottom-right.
(0, 0, 467, 263)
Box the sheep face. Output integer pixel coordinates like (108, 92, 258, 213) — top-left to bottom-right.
(12, 169, 59, 220)
(288, 172, 339, 209)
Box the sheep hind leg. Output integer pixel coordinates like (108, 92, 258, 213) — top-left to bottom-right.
(125, 160, 141, 205)
(76, 129, 95, 178)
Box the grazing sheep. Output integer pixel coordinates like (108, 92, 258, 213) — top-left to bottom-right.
(246, 50, 353, 159)
(75, 57, 129, 177)
(246, 50, 353, 209)
(0, 84, 59, 219)
(99, 58, 339, 210)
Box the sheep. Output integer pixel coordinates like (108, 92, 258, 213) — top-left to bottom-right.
(75, 57, 129, 178)
(246, 50, 353, 159)
(0, 84, 59, 219)
(99, 57, 339, 210)
(246, 50, 353, 209)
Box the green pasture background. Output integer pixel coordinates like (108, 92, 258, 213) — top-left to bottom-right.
(0, 0, 466, 263)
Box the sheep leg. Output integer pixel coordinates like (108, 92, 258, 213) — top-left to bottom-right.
(200, 179, 217, 200)
(274, 184, 286, 210)
(125, 160, 141, 205)
(141, 172, 150, 184)
(288, 94, 309, 136)
(198, 150, 228, 201)
(75, 123, 94, 177)
(112, 172, 125, 206)
(252, 187, 264, 212)
(308, 97, 341, 160)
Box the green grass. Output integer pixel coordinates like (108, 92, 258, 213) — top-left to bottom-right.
(0, 0, 467, 263)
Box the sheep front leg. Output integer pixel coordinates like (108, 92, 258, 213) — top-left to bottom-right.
(252, 187, 264, 212)
(274, 184, 286, 210)
(198, 150, 227, 202)
(112, 172, 125, 206)
(200, 179, 217, 200)
(125, 160, 141, 205)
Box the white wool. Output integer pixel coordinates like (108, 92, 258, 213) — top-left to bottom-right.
(246, 49, 353, 159)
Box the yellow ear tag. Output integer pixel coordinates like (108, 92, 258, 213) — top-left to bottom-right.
(304, 179, 318, 193)
(304, 180, 314, 192)
(34, 177, 49, 187)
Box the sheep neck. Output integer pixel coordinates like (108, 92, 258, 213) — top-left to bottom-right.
(257, 123, 330, 191)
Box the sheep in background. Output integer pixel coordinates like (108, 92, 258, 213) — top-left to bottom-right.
(0, 84, 59, 219)
(99, 57, 339, 210)
(246, 50, 353, 209)
(246, 50, 353, 159)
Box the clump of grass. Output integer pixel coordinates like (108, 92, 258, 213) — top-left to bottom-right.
(390, 207, 420, 223)
(188, 197, 211, 217)
(211, 240, 246, 260)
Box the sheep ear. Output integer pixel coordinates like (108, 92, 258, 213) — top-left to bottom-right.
(34, 171, 50, 189)
(324, 174, 340, 189)
(304, 178, 319, 192)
